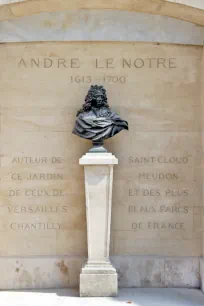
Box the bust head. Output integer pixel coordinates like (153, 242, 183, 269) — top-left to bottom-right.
(73, 84, 128, 151)
(78, 85, 109, 114)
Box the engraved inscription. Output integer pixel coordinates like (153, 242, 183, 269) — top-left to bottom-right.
(0, 42, 200, 257)
(17, 57, 177, 69)
(9, 189, 64, 197)
(10, 222, 60, 231)
(129, 156, 190, 164)
(7, 205, 68, 213)
(11, 173, 64, 180)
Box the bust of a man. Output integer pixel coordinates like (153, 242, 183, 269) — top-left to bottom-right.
(72, 85, 128, 152)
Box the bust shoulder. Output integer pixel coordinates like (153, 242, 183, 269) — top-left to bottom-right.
(80, 109, 96, 119)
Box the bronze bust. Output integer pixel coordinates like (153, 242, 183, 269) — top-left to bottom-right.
(72, 85, 128, 152)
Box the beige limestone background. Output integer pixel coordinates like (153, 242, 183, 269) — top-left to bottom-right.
(202, 44, 204, 288)
(1, 10, 203, 45)
(0, 41, 202, 257)
(1, 0, 204, 10)
(3, 0, 204, 10)
(202, 47, 204, 258)
(0, 0, 204, 25)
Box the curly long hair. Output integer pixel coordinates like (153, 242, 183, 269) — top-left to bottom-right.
(77, 85, 109, 115)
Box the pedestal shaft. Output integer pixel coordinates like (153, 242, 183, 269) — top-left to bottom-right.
(84, 165, 112, 263)
(79, 153, 118, 297)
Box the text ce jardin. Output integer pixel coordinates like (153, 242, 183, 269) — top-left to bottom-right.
(18, 57, 177, 69)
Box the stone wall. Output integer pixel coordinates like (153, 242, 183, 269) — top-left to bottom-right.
(0, 5, 203, 290)
(201, 44, 204, 293)
(0, 0, 204, 25)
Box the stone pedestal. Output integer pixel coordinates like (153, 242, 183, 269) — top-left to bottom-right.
(79, 153, 118, 297)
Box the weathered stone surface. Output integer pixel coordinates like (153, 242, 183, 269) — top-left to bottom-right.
(0, 41, 202, 258)
(113, 256, 200, 288)
(164, 258, 200, 288)
(113, 256, 165, 288)
(0, 10, 203, 45)
(0, 255, 199, 289)
(0, 0, 204, 26)
(201, 46, 204, 293)
(0, 256, 86, 289)
(0, 40, 203, 290)
(1, 0, 202, 8)
(1, 0, 204, 10)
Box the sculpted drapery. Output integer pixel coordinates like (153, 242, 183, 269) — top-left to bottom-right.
(72, 85, 128, 151)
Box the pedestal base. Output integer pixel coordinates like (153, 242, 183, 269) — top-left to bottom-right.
(80, 273, 117, 297)
(80, 263, 118, 297)
(80, 268, 118, 297)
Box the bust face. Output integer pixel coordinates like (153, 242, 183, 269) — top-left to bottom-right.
(94, 90, 105, 108)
